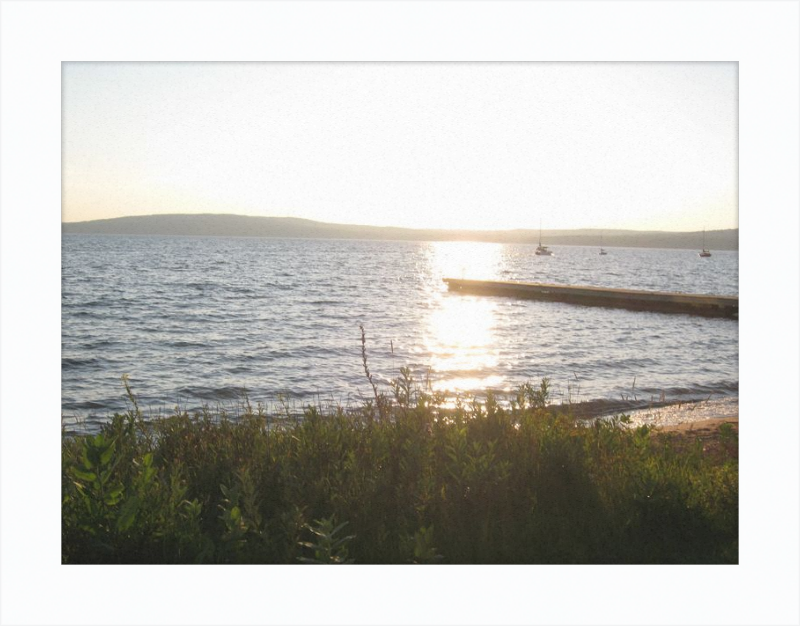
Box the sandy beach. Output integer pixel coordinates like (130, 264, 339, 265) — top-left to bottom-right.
(624, 396, 739, 429)
(656, 415, 738, 433)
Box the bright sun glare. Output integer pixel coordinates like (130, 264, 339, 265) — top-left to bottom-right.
(425, 242, 505, 393)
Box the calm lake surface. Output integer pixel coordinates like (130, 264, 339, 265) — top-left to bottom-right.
(62, 235, 738, 430)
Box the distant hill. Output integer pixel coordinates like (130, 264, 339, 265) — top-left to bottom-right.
(62, 214, 739, 250)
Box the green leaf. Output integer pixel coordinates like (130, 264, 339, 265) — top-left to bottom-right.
(81, 448, 95, 471)
(99, 440, 116, 466)
(116, 496, 140, 532)
(104, 494, 122, 506)
(104, 486, 124, 506)
(70, 467, 97, 483)
(182, 499, 202, 518)
(143, 466, 156, 482)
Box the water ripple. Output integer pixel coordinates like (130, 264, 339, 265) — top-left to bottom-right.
(62, 235, 738, 422)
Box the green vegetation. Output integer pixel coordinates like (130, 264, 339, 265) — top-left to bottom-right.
(62, 372, 738, 564)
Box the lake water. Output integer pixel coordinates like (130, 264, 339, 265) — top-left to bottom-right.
(62, 235, 738, 431)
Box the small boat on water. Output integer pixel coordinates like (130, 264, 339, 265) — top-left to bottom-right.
(699, 229, 711, 257)
(535, 221, 553, 256)
(599, 234, 608, 255)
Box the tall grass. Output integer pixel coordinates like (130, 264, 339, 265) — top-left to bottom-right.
(62, 371, 737, 564)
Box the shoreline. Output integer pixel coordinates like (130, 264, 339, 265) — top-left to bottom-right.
(62, 391, 740, 435)
(622, 396, 738, 428)
(655, 415, 738, 434)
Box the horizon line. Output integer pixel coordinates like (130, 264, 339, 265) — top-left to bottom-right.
(61, 212, 739, 234)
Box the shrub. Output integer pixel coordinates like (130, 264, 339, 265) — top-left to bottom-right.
(62, 380, 737, 564)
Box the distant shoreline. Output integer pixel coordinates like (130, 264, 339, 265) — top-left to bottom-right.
(61, 214, 740, 250)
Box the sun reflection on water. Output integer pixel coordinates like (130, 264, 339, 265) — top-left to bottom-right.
(424, 242, 506, 394)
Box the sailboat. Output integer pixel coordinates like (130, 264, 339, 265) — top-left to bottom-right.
(699, 229, 711, 257)
(535, 221, 553, 256)
(599, 233, 608, 255)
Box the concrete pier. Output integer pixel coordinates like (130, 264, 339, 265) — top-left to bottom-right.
(443, 278, 738, 319)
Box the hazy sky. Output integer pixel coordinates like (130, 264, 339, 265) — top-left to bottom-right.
(62, 62, 737, 231)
